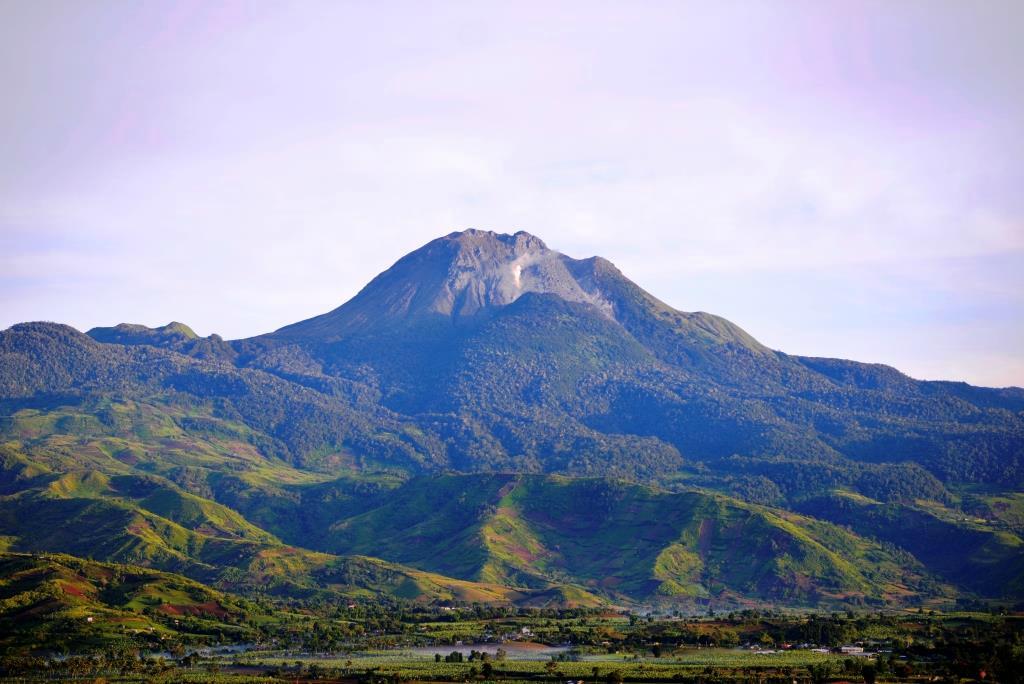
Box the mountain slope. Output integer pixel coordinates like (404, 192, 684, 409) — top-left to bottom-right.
(230, 230, 1023, 486)
(0, 552, 261, 652)
(796, 491, 1024, 597)
(320, 473, 954, 607)
(0, 404, 596, 607)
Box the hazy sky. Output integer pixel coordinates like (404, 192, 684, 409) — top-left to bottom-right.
(2, 1, 1022, 387)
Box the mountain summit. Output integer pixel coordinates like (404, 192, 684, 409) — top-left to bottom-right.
(271, 229, 766, 355)
(274, 229, 611, 338)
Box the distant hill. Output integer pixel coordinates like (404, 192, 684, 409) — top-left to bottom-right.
(0, 552, 259, 652)
(317, 473, 951, 608)
(0, 442, 587, 607)
(1, 229, 1022, 610)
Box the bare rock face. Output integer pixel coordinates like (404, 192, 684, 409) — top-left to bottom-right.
(273, 229, 615, 339)
(429, 230, 613, 317)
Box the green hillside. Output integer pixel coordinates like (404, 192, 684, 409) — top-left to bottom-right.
(0, 552, 261, 652)
(321, 474, 952, 608)
(0, 390, 1011, 607)
(797, 491, 1024, 596)
(0, 436, 594, 608)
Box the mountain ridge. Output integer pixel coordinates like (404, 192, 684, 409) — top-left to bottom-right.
(263, 229, 770, 360)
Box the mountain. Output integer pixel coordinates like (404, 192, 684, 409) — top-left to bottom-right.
(1, 228, 1023, 610)
(273, 230, 619, 335)
(229, 229, 1022, 487)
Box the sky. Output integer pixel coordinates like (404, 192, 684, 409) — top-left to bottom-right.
(1, 1, 1022, 387)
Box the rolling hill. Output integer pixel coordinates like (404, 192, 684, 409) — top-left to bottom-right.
(0, 456, 584, 608)
(0, 551, 260, 652)
(318, 473, 950, 608)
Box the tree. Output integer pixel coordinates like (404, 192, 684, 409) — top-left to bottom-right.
(809, 663, 833, 684)
(718, 629, 740, 647)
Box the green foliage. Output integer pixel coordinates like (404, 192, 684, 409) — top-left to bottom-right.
(321, 473, 945, 607)
(797, 492, 1024, 596)
(0, 551, 260, 652)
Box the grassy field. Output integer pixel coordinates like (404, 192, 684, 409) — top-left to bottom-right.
(244, 647, 844, 671)
(0, 648, 857, 684)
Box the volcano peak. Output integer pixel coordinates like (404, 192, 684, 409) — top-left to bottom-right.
(272, 229, 615, 339)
